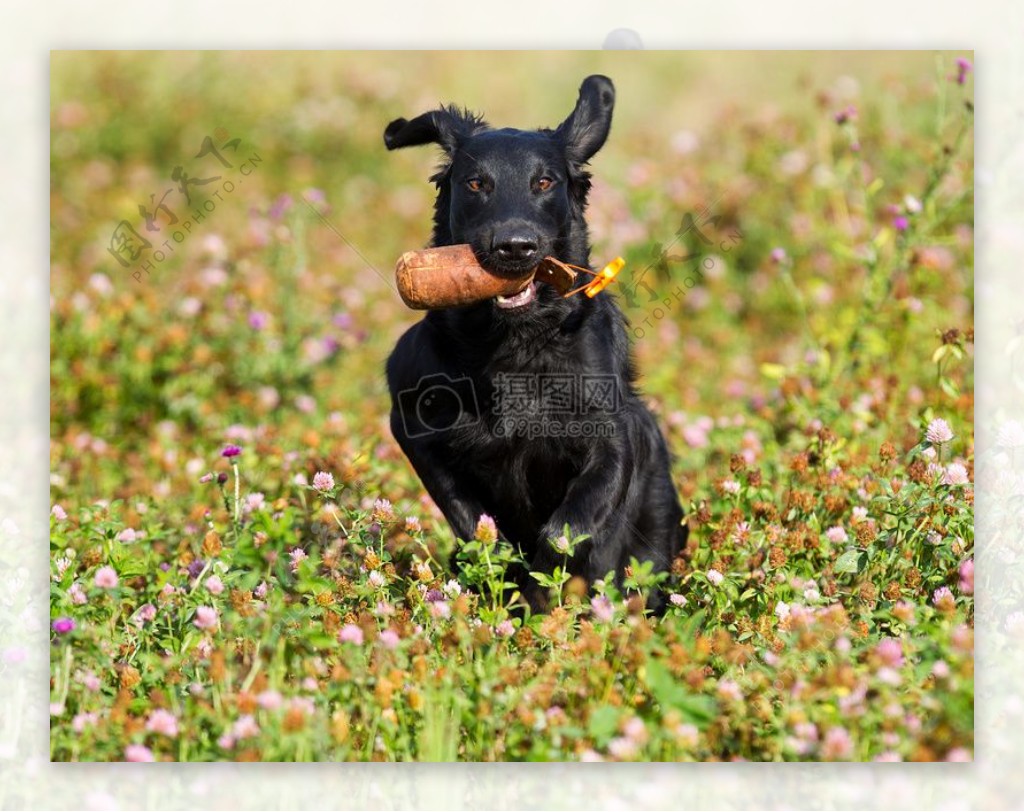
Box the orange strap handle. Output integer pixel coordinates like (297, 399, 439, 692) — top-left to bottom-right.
(583, 257, 625, 298)
(563, 257, 626, 298)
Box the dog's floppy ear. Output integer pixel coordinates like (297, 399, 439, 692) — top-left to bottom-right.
(383, 105, 486, 155)
(554, 75, 615, 165)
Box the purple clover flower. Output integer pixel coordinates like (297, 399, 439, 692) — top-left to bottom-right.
(954, 58, 972, 85)
(834, 105, 857, 125)
(269, 193, 293, 220)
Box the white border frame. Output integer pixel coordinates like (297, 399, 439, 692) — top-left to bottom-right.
(3, 0, 1015, 807)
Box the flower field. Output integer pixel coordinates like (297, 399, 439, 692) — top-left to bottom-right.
(49, 51, 973, 761)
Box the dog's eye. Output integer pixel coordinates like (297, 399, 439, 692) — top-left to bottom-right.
(466, 178, 484, 192)
(536, 177, 555, 192)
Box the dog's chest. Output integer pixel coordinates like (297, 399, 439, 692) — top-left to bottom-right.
(451, 417, 578, 529)
(448, 346, 589, 510)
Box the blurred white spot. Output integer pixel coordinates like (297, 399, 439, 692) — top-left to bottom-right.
(670, 130, 699, 155)
(88, 273, 113, 297)
(603, 28, 644, 49)
(178, 296, 202, 317)
(778, 149, 809, 176)
(85, 791, 119, 811)
(812, 164, 835, 188)
(201, 233, 227, 261)
(833, 75, 860, 100)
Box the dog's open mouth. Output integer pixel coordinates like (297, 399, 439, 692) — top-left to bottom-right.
(495, 281, 539, 310)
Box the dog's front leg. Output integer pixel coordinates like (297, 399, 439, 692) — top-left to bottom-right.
(532, 443, 632, 589)
(395, 433, 490, 546)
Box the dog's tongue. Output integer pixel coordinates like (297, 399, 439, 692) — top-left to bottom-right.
(494, 258, 579, 309)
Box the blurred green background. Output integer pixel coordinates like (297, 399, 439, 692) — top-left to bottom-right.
(50, 50, 972, 497)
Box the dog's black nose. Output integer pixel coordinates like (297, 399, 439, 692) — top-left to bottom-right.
(492, 235, 539, 264)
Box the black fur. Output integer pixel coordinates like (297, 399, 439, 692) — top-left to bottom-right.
(384, 76, 686, 612)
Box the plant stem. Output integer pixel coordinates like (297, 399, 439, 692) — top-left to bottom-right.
(232, 462, 241, 541)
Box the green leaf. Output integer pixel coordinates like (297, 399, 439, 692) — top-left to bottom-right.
(940, 377, 960, 398)
(834, 549, 862, 573)
(678, 609, 707, 642)
(644, 659, 716, 727)
(676, 694, 717, 726)
(587, 705, 621, 746)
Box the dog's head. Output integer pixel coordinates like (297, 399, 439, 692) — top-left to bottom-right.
(384, 75, 615, 312)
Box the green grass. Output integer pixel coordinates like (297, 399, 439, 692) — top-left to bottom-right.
(50, 51, 973, 762)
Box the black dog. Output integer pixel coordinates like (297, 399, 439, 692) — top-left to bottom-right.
(384, 75, 686, 612)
